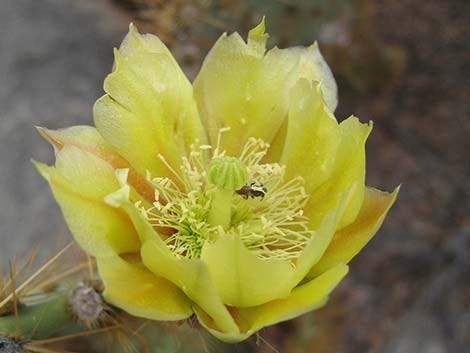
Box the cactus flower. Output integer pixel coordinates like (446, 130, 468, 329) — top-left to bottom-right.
(34, 21, 398, 342)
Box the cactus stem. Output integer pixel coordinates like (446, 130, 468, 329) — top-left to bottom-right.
(0, 291, 73, 340)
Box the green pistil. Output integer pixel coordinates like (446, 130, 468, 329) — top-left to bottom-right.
(207, 188, 234, 229)
(206, 157, 248, 230)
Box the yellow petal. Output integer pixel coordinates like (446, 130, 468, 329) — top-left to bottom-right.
(33, 146, 140, 258)
(305, 117, 372, 229)
(97, 253, 192, 320)
(243, 264, 348, 331)
(200, 236, 295, 307)
(195, 264, 348, 343)
(193, 20, 301, 156)
(118, 23, 176, 62)
(37, 125, 155, 202)
(288, 42, 338, 112)
(309, 186, 399, 277)
(291, 194, 349, 284)
(142, 240, 238, 334)
(94, 25, 206, 181)
(104, 186, 239, 334)
(37, 125, 111, 153)
(193, 306, 252, 343)
(199, 187, 348, 309)
(280, 79, 341, 194)
(264, 46, 338, 162)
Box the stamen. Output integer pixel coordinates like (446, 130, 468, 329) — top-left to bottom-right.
(239, 137, 270, 167)
(213, 127, 231, 158)
(144, 135, 312, 261)
(157, 153, 185, 187)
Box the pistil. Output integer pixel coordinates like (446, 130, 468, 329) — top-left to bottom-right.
(206, 157, 248, 229)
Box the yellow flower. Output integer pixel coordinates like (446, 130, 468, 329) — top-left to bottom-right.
(34, 20, 398, 343)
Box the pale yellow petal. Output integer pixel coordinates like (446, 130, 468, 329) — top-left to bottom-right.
(288, 42, 338, 112)
(280, 79, 340, 194)
(193, 306, 252, 344)
(265, 45, 338, 162)
(195, 264, 348, 343)
(199, 188, 347, 309)
(243, 264, 348, 331)
(37, 125, 155, 202)
(200, 236, 295, 307)
(94, 25, 206, 181)
(118, 23, 176, 62)
(33, 146, 140, 258)
(103, 186, 239, 334)
(305, 117, 372, 229)
(309, 187, 399, 277)
(37, 125, 111, 153)
(291, 195, 348, 285)
(97, 253, 192, 321)
(142, 240, 238, 334)
(193, 20, 300, 156)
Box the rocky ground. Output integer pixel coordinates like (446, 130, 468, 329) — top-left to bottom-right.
(0, 0, 468, 352)
(0, 0, 128, 267)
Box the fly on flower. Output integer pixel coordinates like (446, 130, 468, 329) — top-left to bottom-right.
(33, 19, 399, 343)
(235, 182, 267, 200)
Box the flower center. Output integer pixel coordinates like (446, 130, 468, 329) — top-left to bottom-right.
(142, 131, 312, 260)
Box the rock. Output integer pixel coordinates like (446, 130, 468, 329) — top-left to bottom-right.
(0, 0, 128, 268)
(381, 312, 447, 353)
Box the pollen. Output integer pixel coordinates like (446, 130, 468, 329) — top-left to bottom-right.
(143, 132, 312, 261)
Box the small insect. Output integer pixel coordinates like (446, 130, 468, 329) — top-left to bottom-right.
(235, 182, 267, 200)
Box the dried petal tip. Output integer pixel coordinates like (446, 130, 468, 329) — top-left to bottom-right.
(207, 157, 248, 191)
(69, 284, 104, 328)
(0, 336, 22, 353)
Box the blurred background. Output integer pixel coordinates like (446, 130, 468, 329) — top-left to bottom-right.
(0, 0, 468, 352)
